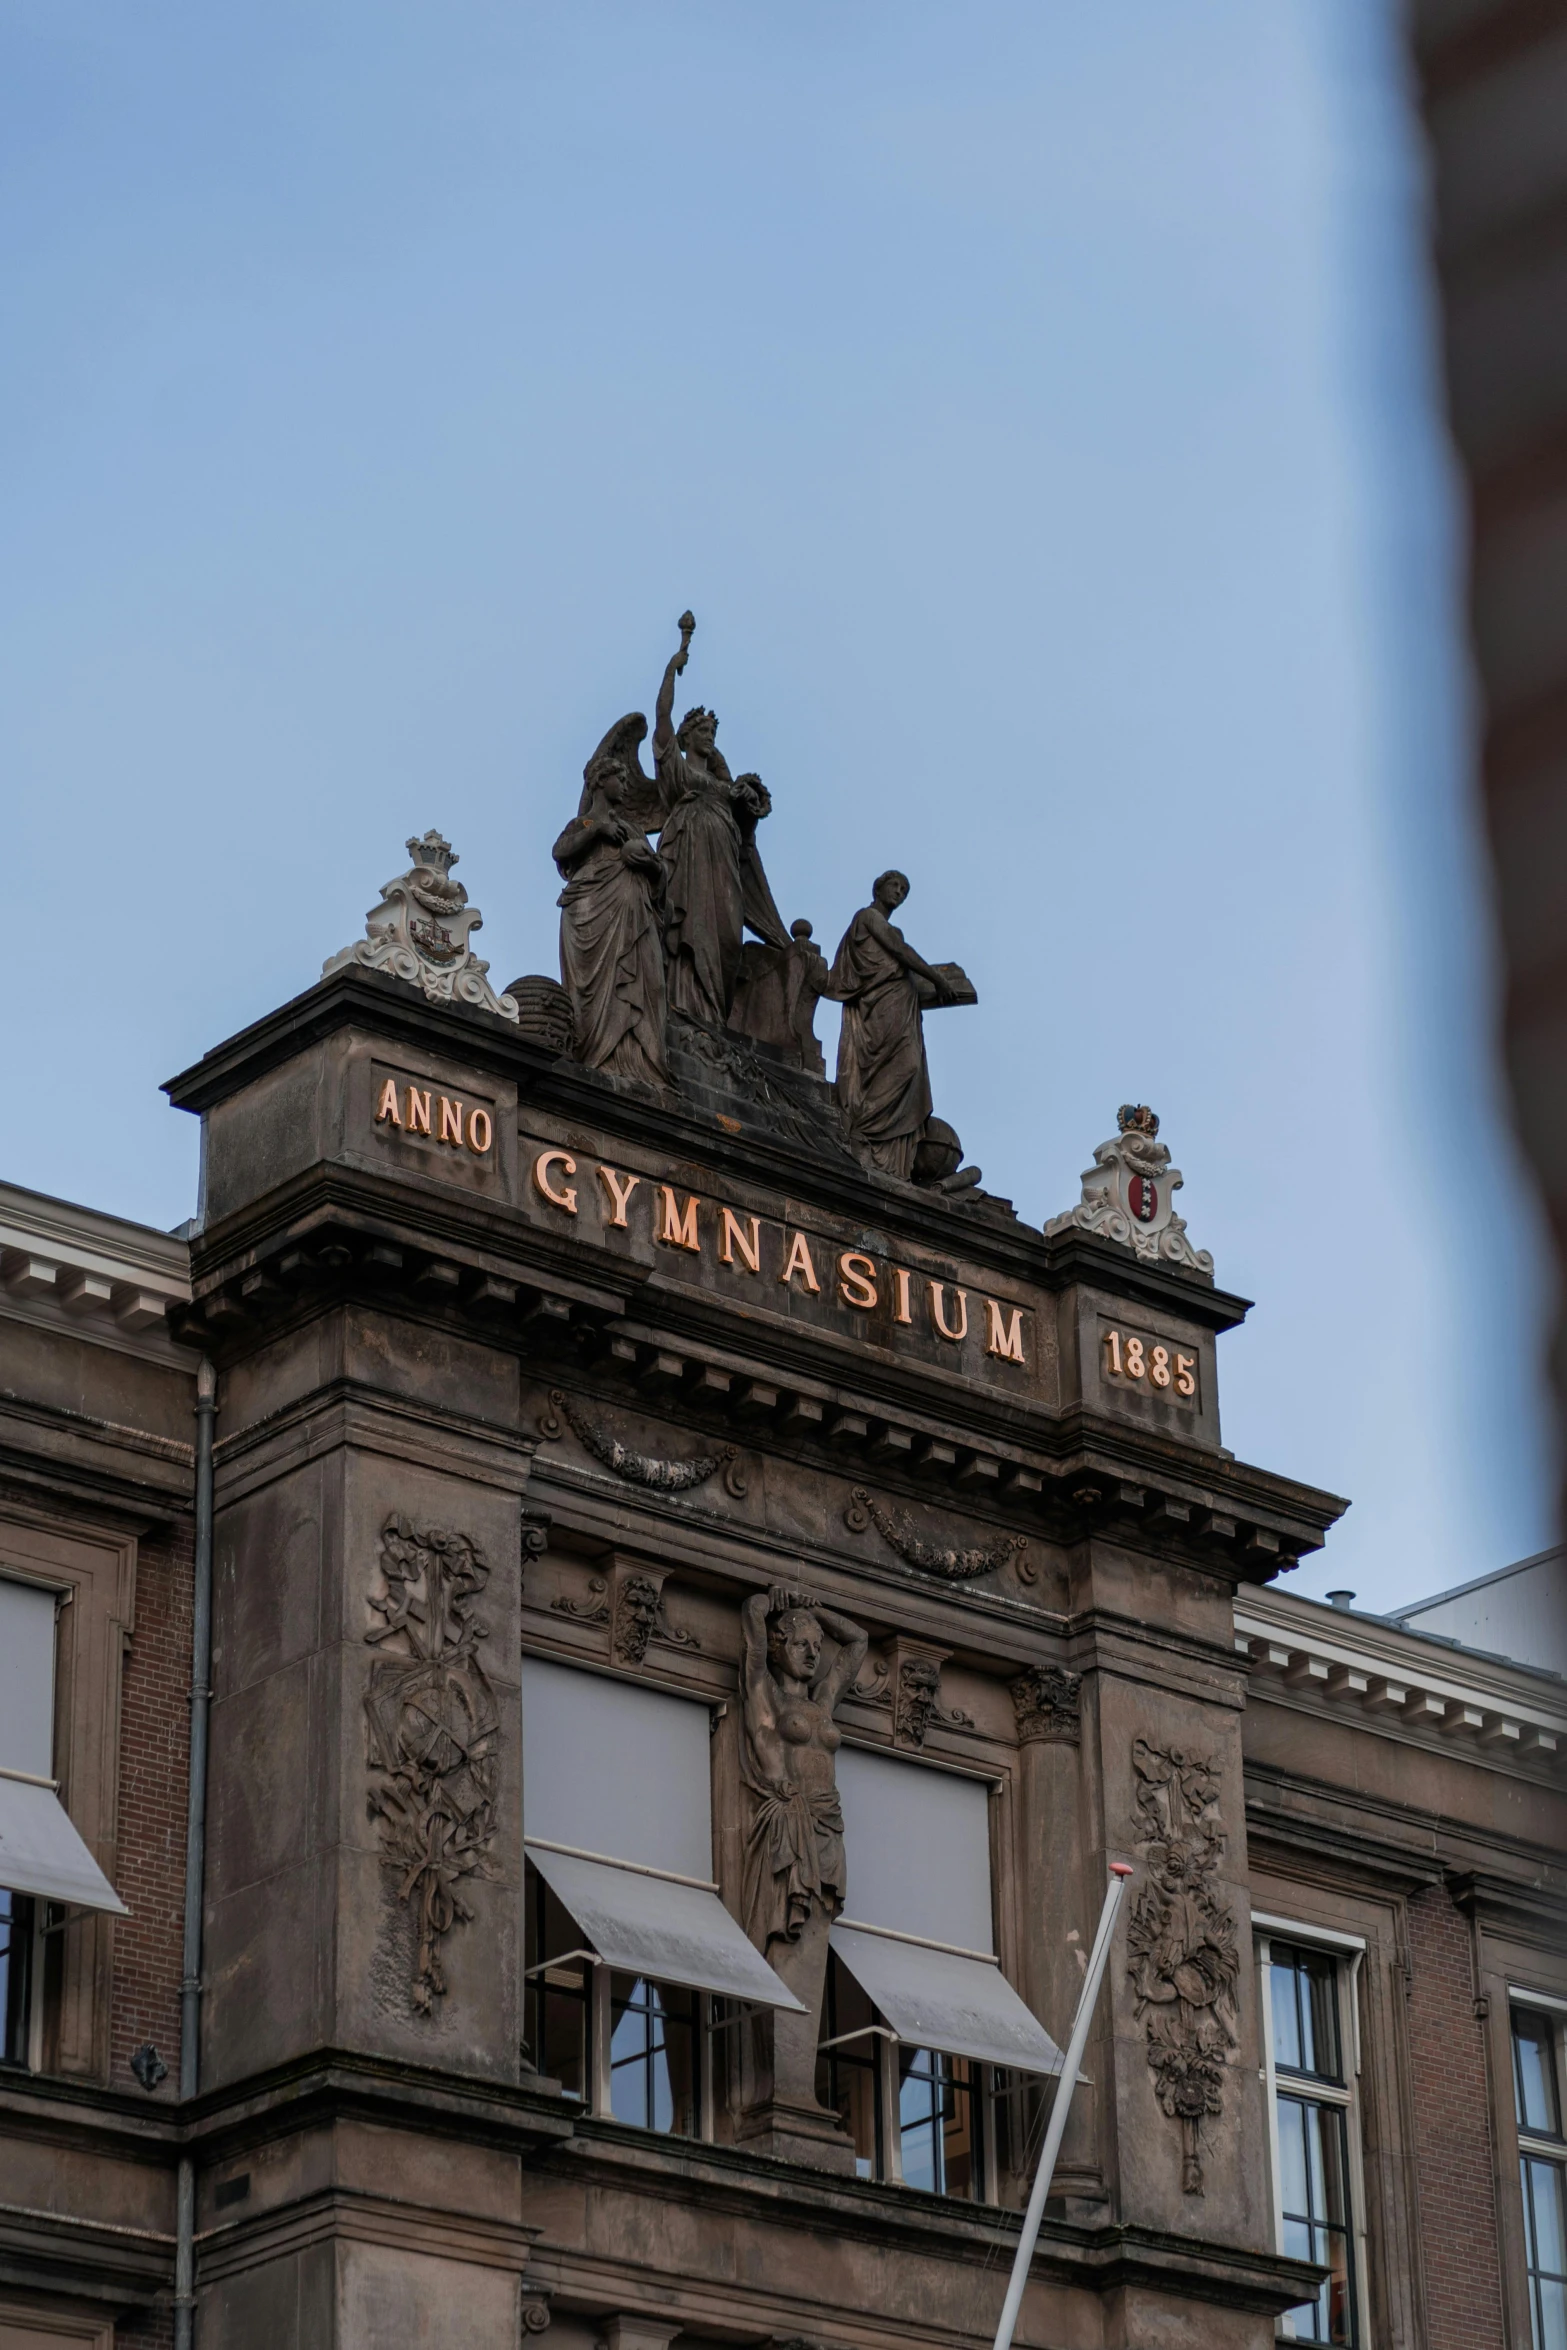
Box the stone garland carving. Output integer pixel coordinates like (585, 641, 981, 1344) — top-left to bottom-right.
(845, 1486, 1027, 1582)
(1045, 1103, 1213, 1275)
(539, 1387, 745, 1496)
(1126, 1736, 1240, 2194)
(1011, 1665, 1082, 1746)
(324, 829, 519, 1021)
(363, 1513, 499, 2015)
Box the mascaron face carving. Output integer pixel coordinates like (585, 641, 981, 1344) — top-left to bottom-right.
(363, 1513, 500, 2015)
(1126, 1735, 1240, 2193)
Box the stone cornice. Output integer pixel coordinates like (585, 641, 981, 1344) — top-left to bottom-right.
(0, 1178, 194, 1371)
(0, 1393, 194, 1517)
(1244, 1758, 1567, 1898)
(173, 1168, 1343, 1584)
(0, 2050, 1320, 2324)
(1235, 1582, 1567, 1780)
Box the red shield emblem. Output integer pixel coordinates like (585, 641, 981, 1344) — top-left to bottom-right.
(1128, 1174, 1158, 1223)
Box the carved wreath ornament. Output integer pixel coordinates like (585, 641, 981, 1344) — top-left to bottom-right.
(539, 1387, 746, 1497)
(363, 1513, 499, 2014)
(845, 1486, 1027, 1582)
(1126, 1736, 1240, 2193)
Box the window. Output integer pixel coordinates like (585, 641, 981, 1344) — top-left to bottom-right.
(608, 1976, 698, 2136)
(522, 1860, 708, 2138)
(0, 1890, 34, 2069)
(0, 1567, 126, 2082)
(519, 1657, 799, 2138)
(897, 2046, 983, 2199)
(1257, 1928, 1365, 2347)
(1513, 2002, 1567, 2350)
(820, 1953, 883, 2180)
(815, 1748, 1064, 2205)
(819, 1950, 1011, 2200)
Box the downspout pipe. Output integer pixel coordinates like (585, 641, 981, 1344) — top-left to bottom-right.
(175, 1355, 216, 2350)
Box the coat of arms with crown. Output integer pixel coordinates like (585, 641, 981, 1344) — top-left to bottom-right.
(1045, 1104, 1213, 1274)
(323, 830, 518, 1021)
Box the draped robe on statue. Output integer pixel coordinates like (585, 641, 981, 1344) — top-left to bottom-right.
(829, 908, 933, 1180)
(655, 741, 790, 1028)
(556, 819, 670, 1090)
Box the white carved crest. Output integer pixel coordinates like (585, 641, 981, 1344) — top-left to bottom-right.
(323, 829, 519, 1022)
(1045, 1104, 1213, 1275)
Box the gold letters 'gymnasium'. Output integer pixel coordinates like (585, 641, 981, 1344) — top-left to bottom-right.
(526, 1149, 1029, 1364)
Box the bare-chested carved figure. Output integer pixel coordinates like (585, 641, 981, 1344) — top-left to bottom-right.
(739, 1583, 867, 2112)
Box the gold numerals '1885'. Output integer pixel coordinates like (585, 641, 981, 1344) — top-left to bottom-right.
(1104, 1328, 1197, 1400)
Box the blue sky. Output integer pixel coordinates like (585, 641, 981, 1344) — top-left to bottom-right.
(3, 1, 1554, 1608)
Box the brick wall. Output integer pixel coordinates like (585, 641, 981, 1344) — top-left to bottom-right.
(1406, 1884, 1506, 2350)
(111, 1516, 192, 2098)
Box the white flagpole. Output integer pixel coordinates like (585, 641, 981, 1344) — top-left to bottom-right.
(990, 1864, 1133, 2350)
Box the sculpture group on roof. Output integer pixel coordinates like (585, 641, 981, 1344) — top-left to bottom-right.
(548, 612, 979, 1191)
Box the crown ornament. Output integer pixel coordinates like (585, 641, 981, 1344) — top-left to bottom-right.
(406, 829, 458, 880)
(323, 828, 519, 1022)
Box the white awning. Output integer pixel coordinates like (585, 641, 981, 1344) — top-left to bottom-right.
(830, 1923, 1064, 2077)
(528, 1844, 804, 2011)
(0, 1773, 128, 1916)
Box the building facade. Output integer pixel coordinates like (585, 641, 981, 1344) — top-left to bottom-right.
(1, 783, 1564, 2350)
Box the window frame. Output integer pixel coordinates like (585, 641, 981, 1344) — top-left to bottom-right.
(0, 1512, 137, 2085)
(817, 1947, 1012, 2203)
(1256, 1919, 1371, 2348)
(522, 1856, 725, 2140)
(1509, 1991, 1567, 2350)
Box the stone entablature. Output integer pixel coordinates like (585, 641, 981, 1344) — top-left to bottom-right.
(0, 1180, 192, 1366)
(1235, 1583, 1567, 1772)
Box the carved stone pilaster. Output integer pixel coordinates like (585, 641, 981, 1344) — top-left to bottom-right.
(1126, 1737, 1240, 2194)
(1011, 1664, 1082, 1745)
(363, 1513, 500, 2015)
